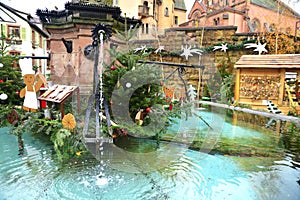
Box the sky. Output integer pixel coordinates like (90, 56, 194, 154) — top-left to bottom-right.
(1, 0, 300, 17)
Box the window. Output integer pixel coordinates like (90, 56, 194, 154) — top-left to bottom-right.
(193, 13, 199, 19)
(174, 16, 178, 25)
(115, 0, 118, 6)
(269, 23, 276, 32)
(9, 51, 20, 67)
(141, 1, 149, 15)
(264, 23, 271, 32)
(251, 18, 261, 32)
(32, 30, 36, 44)
(214, 17, 220, 25)
(145, 23, 149, 34)
(286, 27, 291, 35)
(142, 23, 145, 34)
(7, 25, 20, 39)
(39, 35, 43, 48)
(223, 14, 229, 19)
(164, 7, 169, 16)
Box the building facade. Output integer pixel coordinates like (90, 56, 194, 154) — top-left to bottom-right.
(114, 0, 187, 38)
(185, 0, 300, 36)
(36, 0, 141, 94)
(0, 2, 49, 72)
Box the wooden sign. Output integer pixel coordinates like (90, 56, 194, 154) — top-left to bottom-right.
(38, 85, 78, 103)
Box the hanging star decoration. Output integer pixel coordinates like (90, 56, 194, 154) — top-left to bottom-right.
(213, 43, 228, 52)
(134, 45, 147, 53)
(180, 45, 203, 60)
(154, 46, 164, 54)
(244, 42, 267, 55)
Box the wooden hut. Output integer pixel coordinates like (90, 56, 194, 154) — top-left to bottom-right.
(234, 54, 300, 115)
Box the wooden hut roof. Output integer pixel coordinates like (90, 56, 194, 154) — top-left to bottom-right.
(234, 54, 300, 69)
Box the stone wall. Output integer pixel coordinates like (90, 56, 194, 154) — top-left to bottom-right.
(130, 26, 254, 98)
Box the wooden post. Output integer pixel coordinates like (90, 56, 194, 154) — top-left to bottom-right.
(60, 103, 64, 119)
(276, 120, 282, 134)
(234, 69, 240, 101)
(232, 112, 238, 126)
(278, 68, 285, 105)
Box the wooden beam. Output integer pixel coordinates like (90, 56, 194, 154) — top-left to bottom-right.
(234, 69, 240, 101)
(278, 68, 285, 105)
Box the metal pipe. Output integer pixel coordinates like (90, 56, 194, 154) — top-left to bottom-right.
(138, 60, 205, 69)
(19, 55, 50, 60)
(198, 101, 300, 124)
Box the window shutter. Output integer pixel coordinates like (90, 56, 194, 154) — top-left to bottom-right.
(21, 27, 26, 40)
(2, 25, 7, 37)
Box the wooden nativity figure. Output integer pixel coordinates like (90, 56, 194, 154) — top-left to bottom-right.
(19, 58, 43, 112)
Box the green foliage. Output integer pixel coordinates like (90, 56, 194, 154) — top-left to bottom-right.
(0, 56, 24, 106)
(282, 122, 300, 154)
(220, 74, 235, 104)
(0, 31, 9, 56)
(191, 133, 283, 158)
(103, 39, 182, 139)
(0, 107, 86, 162)
(51, 128, 77, 161)
(206, 73, 222, 100)
(121, 39, 258, 58)
(0, 105, 22, 127)
(216, 55, 233, 78)
(114, 23, 140, 50)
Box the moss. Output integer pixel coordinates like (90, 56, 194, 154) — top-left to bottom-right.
(231, 156, 280, 172)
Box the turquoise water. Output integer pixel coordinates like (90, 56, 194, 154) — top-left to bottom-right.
(1, 110, 300, 200)
(167, 110, 263, 139)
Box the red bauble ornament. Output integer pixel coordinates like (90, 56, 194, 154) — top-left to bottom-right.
(15, 91, 20, 95)
(110, 100, 114, 105)
(145, 107, 151, 113)
(169, 103, 173, 111)
(0, 80, 4, 83)
(110, 65, 116, 70)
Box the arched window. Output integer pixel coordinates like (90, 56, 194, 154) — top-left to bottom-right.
(251, 18, 261, 32)
(165, 7, 169, 16)
(193, 12, 199, 20)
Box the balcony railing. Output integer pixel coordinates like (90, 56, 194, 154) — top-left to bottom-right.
(5, 39, 22, 45)
(138, 5, 149, 17)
